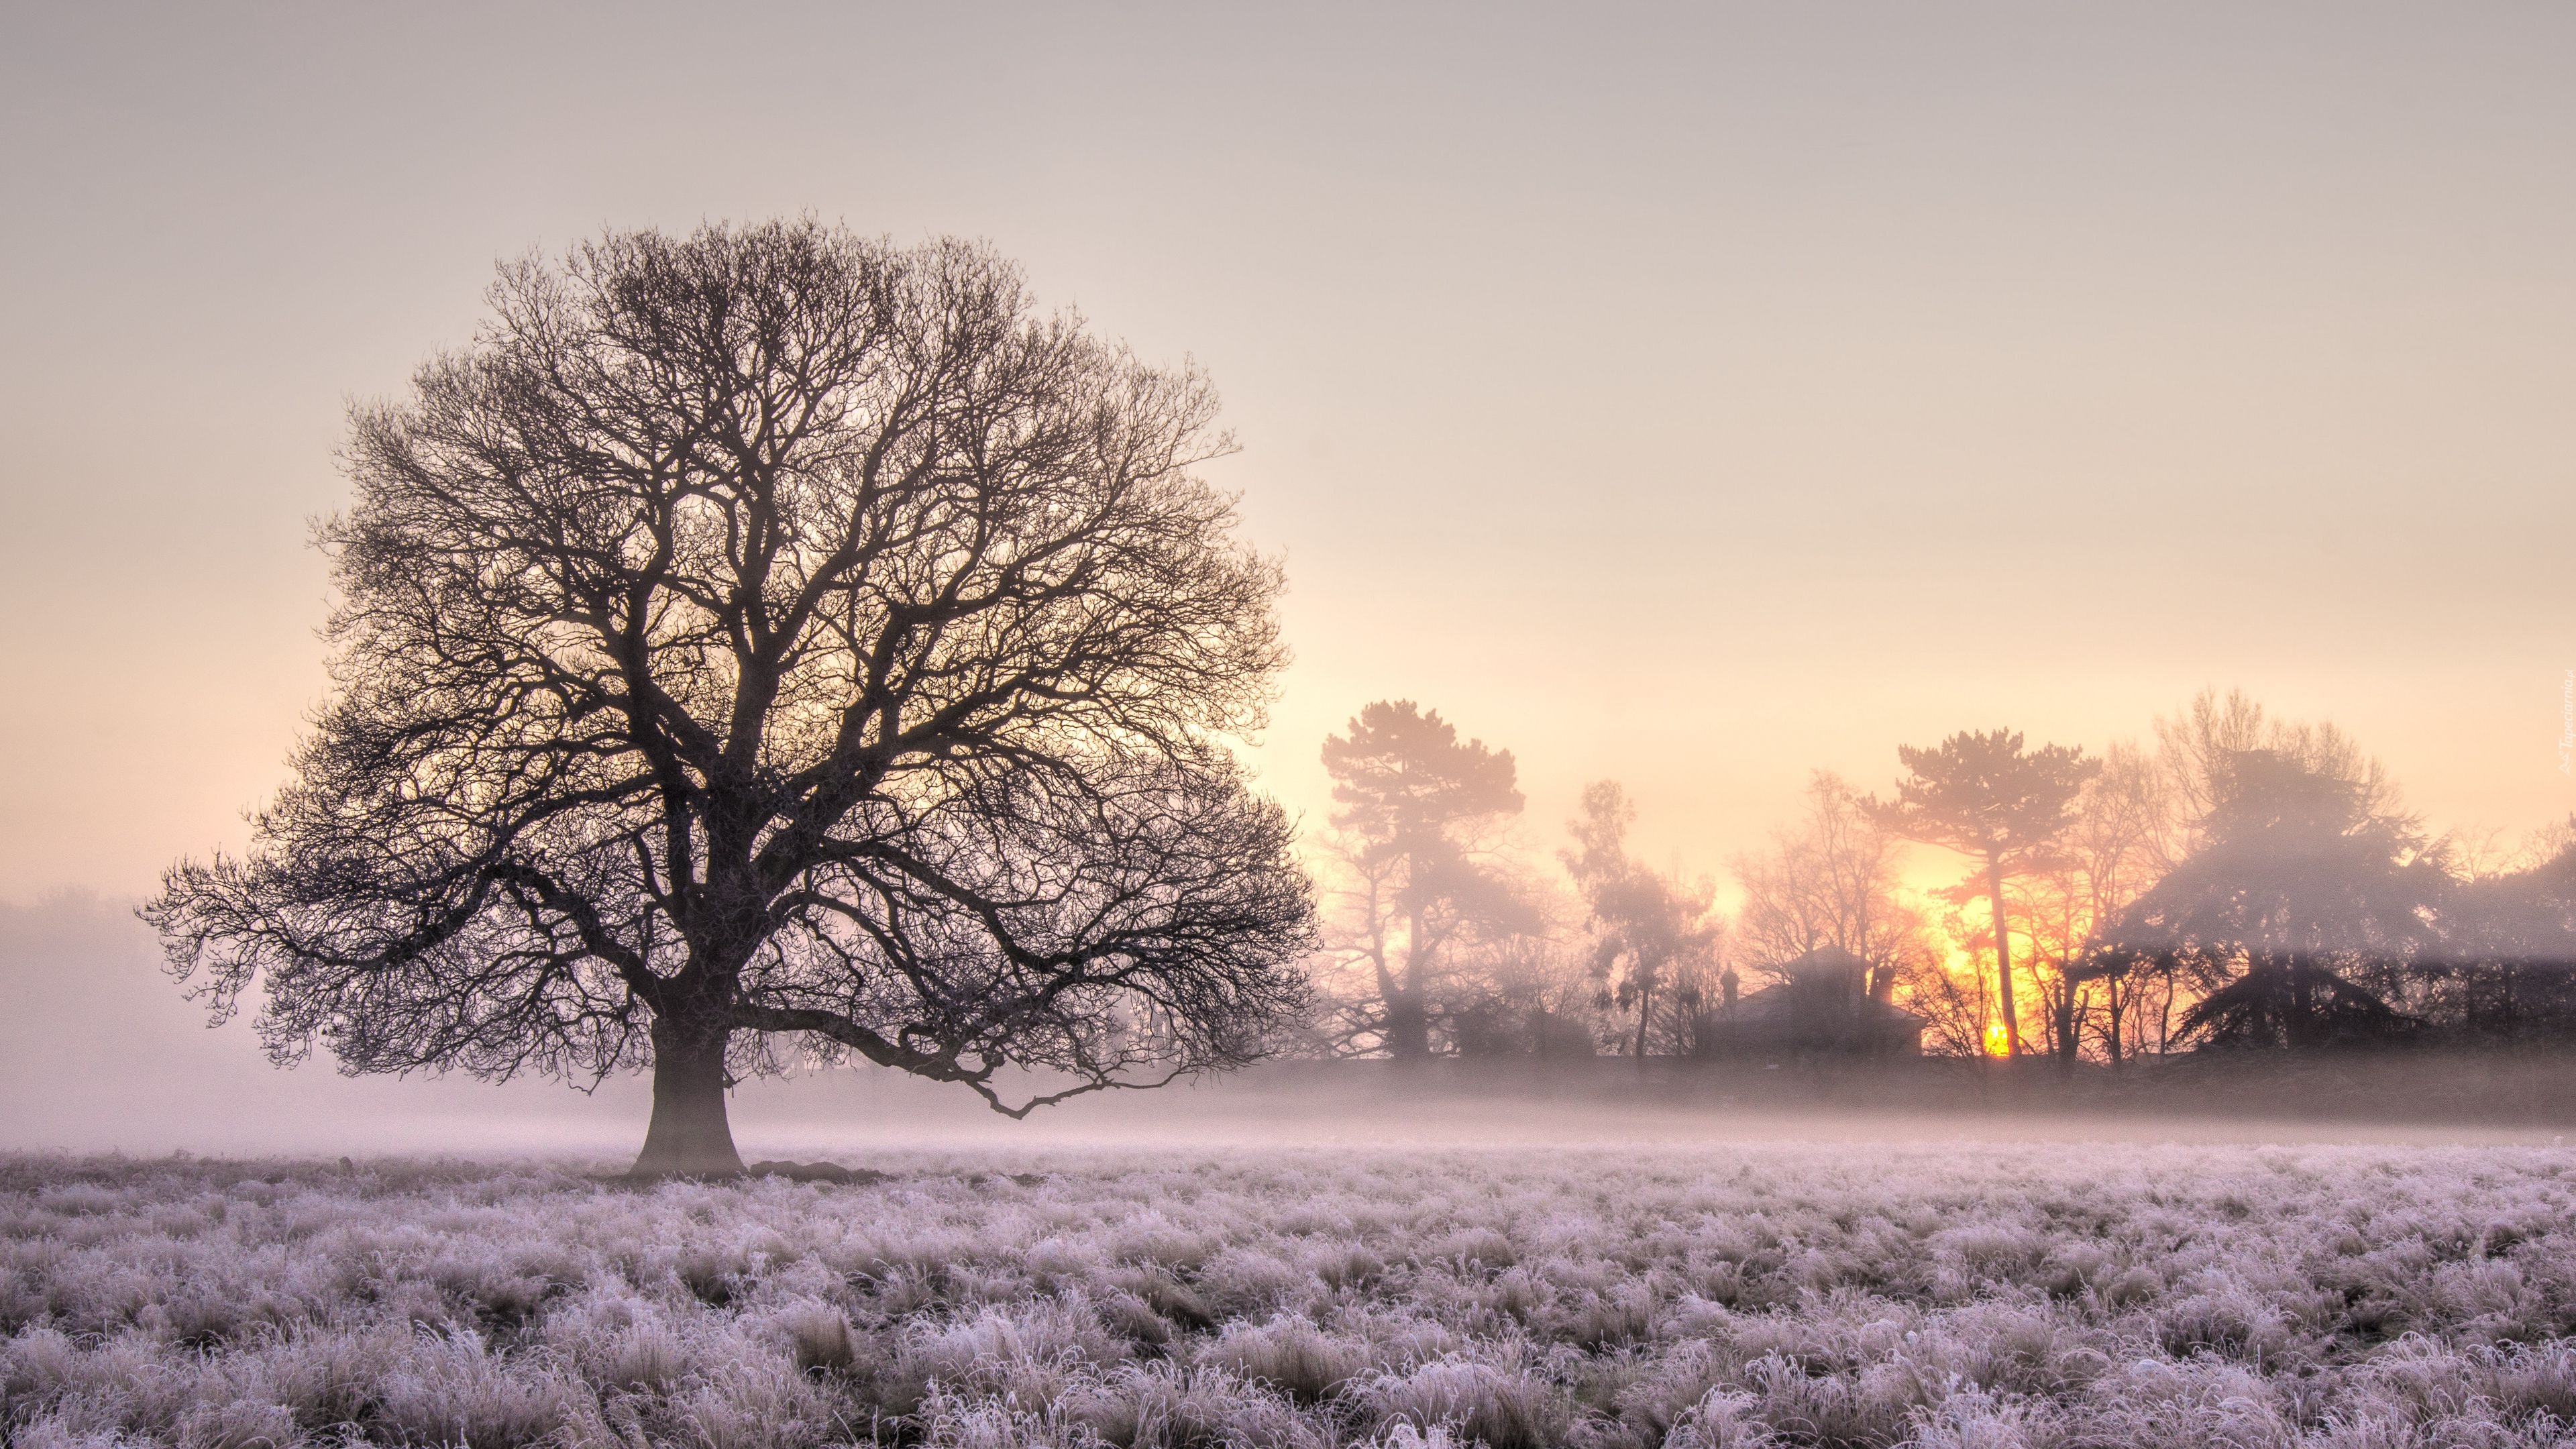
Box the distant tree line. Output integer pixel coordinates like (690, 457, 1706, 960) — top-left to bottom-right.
(1305, 691, 2576, 1063)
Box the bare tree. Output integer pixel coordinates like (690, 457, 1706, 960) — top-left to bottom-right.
(1911, 903, 2000, 1059)
(146, 222, 1315, 1176)
(2154, 688, 2402, 855)
(1733, 771, 1917, 1000)
(1316, 701, 1525, 1058)
(2075, 743, 2180, 1063)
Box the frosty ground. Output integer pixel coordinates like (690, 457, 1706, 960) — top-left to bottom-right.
(9, 1144, 2576, 1448)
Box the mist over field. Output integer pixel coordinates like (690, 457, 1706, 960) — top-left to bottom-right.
(13, 892, 2575, 1169)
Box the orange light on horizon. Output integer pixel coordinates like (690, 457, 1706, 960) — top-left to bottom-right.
(1983, 1022, 2012, 1058)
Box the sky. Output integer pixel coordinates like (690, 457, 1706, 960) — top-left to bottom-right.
(3, 1, 2573, 910)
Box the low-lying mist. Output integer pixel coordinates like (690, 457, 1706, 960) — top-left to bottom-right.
(13, 894, 2575, 1165)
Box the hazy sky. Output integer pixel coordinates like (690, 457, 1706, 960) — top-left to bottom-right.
(4, 3, 2573, 902)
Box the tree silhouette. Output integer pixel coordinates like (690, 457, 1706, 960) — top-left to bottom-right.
(2439, 825, 2576, 1040)
(1732, 771, 1927, 1003)
(2154, 688, 2402, 859)
(2020, 741, 2171, 1065)
(1874, 730, 2095, 1057)
(1562, 783, 1719, 1061)
(2431, 820, 2576, 1031)
(1318, 701, 1525, 1058)
(146, 222, 1314, 1175)
(2100, 749, 2445, 1049)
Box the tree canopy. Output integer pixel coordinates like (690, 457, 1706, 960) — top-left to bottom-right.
(1563, 782, 1721, 1061)
(146, 221, 1314, 1174)
(1876, 730, 2096, 1055)
(2103, 749, 2447, 1049)
(1316, 700, 1526, 1057)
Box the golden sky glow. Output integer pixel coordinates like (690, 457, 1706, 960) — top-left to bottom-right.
(1, 5, 2572, 901)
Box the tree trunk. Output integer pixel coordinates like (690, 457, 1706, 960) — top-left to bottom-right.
(2054, 982, 2079, 1073)
(631, 1018, 743, 1178)
(1383, 991, 1432, 1060)
(1633, 983, 1654, 1063)
(1386, 902, 1432, 1059)
(1986, 859, 2021, 1056)
(2104, 981, 2125, 1068)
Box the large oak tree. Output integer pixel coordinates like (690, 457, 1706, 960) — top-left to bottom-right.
(147, 222, 1314, 1175)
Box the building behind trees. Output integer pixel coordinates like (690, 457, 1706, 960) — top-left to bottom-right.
(1690, 947, 1925, 1060)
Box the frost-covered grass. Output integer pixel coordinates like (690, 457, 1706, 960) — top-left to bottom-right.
(10, 1144, 2576, 1447)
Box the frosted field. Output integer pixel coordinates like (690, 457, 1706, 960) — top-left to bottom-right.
(11, 1146, 2576, 1448)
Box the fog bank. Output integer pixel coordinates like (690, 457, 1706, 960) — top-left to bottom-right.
(9, 894, 2569, 1163)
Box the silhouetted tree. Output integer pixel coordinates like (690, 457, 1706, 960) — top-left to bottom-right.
(1318, 701, 1525, 1058)
(1911, 908, 2001, 1059)
(1443, 876, 1602, 1058)
(2102, 749, 2445, 1049)
(1733, 771, 1924, 1001)
(1562, 783, 1720, 1060)
(2154, 688, 2402, 859)
(2020, 741, 2171, 1066)
(145, 222, 1315, 1177)
(2112, 690, 2438, 1051)
(2428, 820, 2576, 1040)
(1875, 731, 2095, 1057)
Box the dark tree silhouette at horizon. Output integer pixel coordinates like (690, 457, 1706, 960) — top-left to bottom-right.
(1876, 730, 2096, 1057)
(145, 221, 1314, 1177)
(2441, 823, 2576, 1038)
(2102, 748, 2445, 1050)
